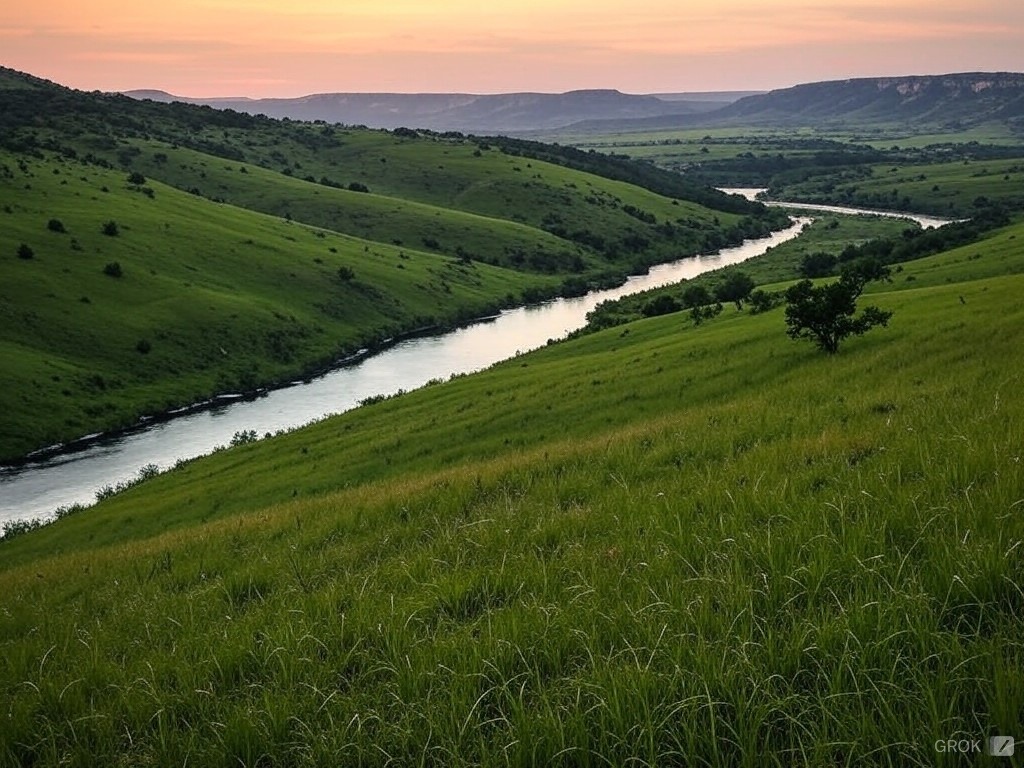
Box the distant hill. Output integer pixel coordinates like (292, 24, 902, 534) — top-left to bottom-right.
(715, 73, 1024, 126)
(559, 73, 1024, 134)
(0, 65, 783, 459)
(121, 88, 754, 133)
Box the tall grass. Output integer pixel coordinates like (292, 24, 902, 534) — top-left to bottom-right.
(1, 246, 1022, 765)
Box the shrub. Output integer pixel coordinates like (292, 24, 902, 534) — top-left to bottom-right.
(230, 429, 259, 446)
(47, 218, 66, 233)
(690, 302, 723, 326)
(103, 261, 123, 278)
(102, 220, 119, 236)
(135, 339, 152, 354)
(127, 171, 146, 185)
(347, 182, 370, 193)
(714, 271, 755, 310)
(641, 294, 681, 317)
(748, 289, 782, 314)
(16, 243, 34, 259)
(681, 284, 712, 309)
(800, 251, 838, 278)
(137, 463, 160, 480)
(337, 266, 356, 282)
(1, 518, 45, 540)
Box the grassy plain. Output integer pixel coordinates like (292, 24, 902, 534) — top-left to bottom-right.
(554, 122, 1023, 158)
(2, 222, 1022, 766)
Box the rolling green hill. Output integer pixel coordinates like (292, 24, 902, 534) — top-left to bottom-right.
(0, 150, 563, 461)
(0, 67, 787, 461)
(2, 221, 1022, 766)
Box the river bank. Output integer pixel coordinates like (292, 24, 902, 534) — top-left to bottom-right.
(2, 219, 813, 526)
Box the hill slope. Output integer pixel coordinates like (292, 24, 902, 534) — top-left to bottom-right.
(558, 72, 1024, 134)
(1, 223, 1022, 766)
(0, 150, 561, 461)
(717, 72, 1024, 125)
(0, 67, 786, 460)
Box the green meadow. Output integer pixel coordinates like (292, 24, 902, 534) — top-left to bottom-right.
(2, 218, 1022, 766)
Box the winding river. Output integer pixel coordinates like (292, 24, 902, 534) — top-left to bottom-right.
(0, 198, 950, 526)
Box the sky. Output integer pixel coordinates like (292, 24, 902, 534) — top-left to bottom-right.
(2, 0, 1022, 97)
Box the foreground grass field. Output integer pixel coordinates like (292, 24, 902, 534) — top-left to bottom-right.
(2, 225, 1022, 766)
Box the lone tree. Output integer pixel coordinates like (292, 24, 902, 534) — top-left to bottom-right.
(681, 284, 712, 309)
(714, 271, 755, 309)
(784, 260, 893, 354)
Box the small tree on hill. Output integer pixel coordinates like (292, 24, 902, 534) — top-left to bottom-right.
(681, 284, 712, 309)
(715, 271, 755, 309)
(690, 302, 723, 326)
(784, 260, 892, 354)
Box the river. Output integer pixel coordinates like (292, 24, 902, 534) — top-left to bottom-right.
(0, 198, 951, 527)
(722, 188, 953, 229)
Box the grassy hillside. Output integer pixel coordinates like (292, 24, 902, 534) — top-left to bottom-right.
(0, 150, 565, 461)
(111, 138, 742, 273)
(2, 224, 1022, 766)
(0, 67, 789, 461)
(766, 157, 1024, 217)
(0, 66, 781, 272)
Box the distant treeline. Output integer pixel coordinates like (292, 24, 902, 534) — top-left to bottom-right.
(836, 205, 1011, 267)
(477, 135, 767, 216)
(683, 140, 1024, 188)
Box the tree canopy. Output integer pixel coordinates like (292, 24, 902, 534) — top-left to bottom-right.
(784, 260, 893, 354)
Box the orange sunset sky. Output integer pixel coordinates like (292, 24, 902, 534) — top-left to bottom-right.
(2, 0, 1022, 97)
